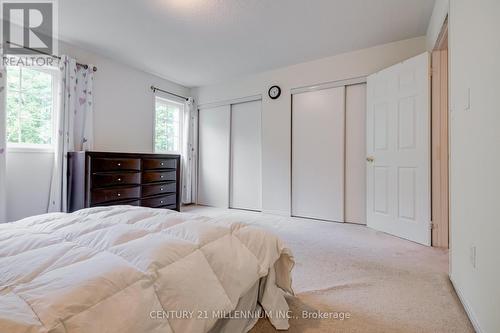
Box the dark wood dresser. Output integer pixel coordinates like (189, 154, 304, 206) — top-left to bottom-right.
(67, 151, 181, 212)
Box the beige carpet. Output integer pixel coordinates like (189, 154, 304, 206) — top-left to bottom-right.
(183, 206, 474, 333)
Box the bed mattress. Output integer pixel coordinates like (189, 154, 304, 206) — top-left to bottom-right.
(0, 206, 294, 333)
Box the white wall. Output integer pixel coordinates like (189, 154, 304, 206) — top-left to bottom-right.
(6, 41, 189, 221)
(6, 151, 54, 221)
(193, 37, 427, 215)
(446, 1, 500, 332)
(426, 0, 449, 50)
(59, 41, 190, 153)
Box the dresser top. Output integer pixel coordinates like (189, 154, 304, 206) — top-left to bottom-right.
(71, 151, 181, 158)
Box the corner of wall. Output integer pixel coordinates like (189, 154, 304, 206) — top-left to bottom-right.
(450, 276, 484, 333)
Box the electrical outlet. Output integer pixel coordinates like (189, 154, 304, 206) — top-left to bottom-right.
(470, 246, 477, 269)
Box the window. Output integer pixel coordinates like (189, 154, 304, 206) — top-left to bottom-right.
(6, 66, 57, 150)
(154, 96, 184, 154)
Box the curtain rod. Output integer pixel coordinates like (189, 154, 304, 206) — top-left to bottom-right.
(4, 41, 98, 72)
(150, 85, 189, 101)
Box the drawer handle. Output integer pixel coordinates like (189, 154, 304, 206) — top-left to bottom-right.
(161, 162, 164, 166)
(117, 178, 122, 182)
(117, 162, 122, 167)
(160, 200, 164, 204)
(160, 188, 164, 191)
(160, 175, 164, 178)
(117, 193, 121, 197)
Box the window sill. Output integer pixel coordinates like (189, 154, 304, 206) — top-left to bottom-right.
(7, 145, 55, 154)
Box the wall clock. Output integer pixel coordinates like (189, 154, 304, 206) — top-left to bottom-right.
(268, 85, 281, 99)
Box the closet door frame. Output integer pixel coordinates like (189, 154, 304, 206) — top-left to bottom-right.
(290, 76, 367, 222)
(290, 76, 366, 95)
(197, 95, 262, 209)
(345, 83, 368, 224)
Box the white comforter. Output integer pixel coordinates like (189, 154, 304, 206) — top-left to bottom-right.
(0, 206, 294, 333)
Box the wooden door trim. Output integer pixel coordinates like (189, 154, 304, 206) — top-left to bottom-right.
(431, 31, 449, 248)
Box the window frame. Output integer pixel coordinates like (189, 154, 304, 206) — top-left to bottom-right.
(5, 65, 59, 153)
(153, 95, 185, 155)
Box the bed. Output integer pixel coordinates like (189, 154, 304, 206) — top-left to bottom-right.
(0, 206, 294, 333)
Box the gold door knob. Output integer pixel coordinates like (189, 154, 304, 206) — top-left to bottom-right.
(366, 157, 375, 163)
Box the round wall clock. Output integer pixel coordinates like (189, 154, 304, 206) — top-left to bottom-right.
(268, 85, 281, 99)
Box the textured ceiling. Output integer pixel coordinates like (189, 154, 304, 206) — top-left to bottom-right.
(59, 0, 435, 87)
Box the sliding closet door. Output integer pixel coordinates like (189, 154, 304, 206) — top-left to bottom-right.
(345, 84, 367, 224)
(292, 87, 345, 222)
(197, 105, 230, 207)
(230, 100, 262, 211)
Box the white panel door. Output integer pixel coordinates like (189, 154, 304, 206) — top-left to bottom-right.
(292, 86, 345, 222)
(345, 83, 367, 224)
(197, 105, 230, 208)
(366, 52, 431, 245)
(230, 100, 262, 211)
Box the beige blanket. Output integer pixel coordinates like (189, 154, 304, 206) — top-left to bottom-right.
(0, 206, 294, 333)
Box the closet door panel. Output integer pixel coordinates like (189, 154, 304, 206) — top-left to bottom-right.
(345, 84, 367, 224)
(292, 87, 345, 222)
(197, 105, 230, 207)
(230, 100, 262, 211)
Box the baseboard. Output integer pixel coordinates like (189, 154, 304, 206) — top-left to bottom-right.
(261, 209, 290, 217)
(449, 276, 483, 333)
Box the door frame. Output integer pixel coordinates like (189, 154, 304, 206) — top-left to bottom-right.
(431, 16, 450, 248)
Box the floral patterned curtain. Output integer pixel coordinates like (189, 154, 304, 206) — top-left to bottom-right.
(0, 55, 7, 222)
(48, 55, 94, 212)
(181, 97, 197, 204)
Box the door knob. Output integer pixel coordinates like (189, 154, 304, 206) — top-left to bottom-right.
(366, 157, 375, 163)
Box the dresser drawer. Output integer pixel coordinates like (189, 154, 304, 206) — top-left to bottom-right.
(91, 186, 141, 205)
(141, 194, 176, 208)
(92, 172, 141, 188)
(142, 170, 176, 183)
(143, 158, 177, 170)
(91, 158, 141, 172)
(142, 182, 176, 197)
(93, 199, 141, 207)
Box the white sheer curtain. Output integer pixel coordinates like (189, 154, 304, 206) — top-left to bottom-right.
(0, 59, 7, 222)
(48, 55, 94, 212)
(181, 97, 197, 204)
